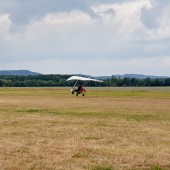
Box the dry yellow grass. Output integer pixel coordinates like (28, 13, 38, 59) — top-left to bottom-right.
(0, 87, 170, 170)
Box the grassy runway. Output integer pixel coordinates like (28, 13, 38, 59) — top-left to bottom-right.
(0, 87, 170, 170)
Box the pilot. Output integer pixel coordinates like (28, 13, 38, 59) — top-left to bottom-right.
(77, 85, 82, 92)
(75, 85, 86, 96)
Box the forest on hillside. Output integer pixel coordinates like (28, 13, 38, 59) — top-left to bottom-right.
(0, 75, 170, 87)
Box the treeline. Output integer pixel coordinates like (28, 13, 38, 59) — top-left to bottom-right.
(0, 75, 70, 87)
(0, 75, 170, 87)
(104, 77, 170, 87)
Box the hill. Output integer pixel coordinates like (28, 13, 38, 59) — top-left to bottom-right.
(0, 71, 169, 79)
(0, 70, 41, 76)
(96, 74, 169, 80)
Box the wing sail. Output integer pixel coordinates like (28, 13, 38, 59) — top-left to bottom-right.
(66, 76, 103, 82)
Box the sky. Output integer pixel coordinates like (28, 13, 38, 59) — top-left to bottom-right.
(0, 0, 170, 76)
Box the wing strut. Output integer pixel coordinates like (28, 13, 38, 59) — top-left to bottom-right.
(73, 80, 79, 88)
(72, 74, 82, 89)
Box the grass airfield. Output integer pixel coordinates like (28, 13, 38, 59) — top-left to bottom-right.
(0, 87, 170, 170)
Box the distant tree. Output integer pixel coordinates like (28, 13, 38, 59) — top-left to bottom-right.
(153, 79, 163, 86)
(143, 78, 152, 86)
(110, 76, 117, 86)
(130, 78, 139, 86)
(122, 78, 131, 86)
(3, 80, 12, 87)
(0, 80, 3, 87)
(164, 78, 170, 86)
(0, 74, 169, 87)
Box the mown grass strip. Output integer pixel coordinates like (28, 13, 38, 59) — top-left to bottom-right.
(15, 107, 169, 122)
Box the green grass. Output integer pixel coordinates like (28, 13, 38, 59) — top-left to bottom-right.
(15, 107, 169, 122)
(1, 87, 170, 99)
(151, 166, 162, 170)
(91, 165, 113, 170)
(0, 87, 170, 170)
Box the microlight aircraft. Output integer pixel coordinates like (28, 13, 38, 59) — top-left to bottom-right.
(66, 75, 104, 96)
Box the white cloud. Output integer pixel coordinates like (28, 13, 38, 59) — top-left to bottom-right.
(140, 0, 170, 40)
(162, 56, 170, 67)
(0, 0, 170, 75)
(1, 9, 116, 62)
(153, 6, 170, 40)
(0, 14, 12, 42)
(42, 10, 92, 24)
(92, 0, 152, 40)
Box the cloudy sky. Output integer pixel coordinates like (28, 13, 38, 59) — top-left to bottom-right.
(0, 0, 170, 76)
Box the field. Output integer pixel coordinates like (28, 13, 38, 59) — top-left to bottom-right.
(0, 87, 170, 170)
